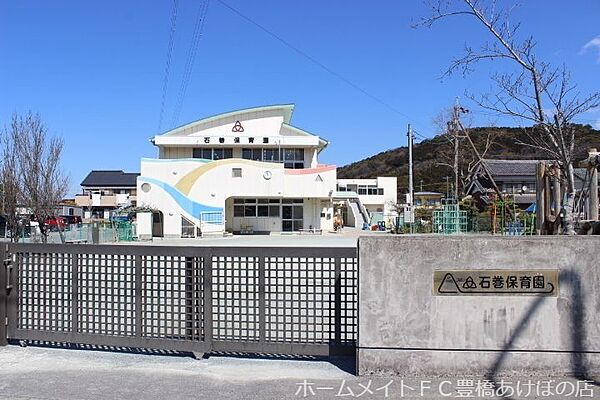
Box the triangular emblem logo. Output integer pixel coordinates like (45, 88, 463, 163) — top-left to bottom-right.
(437, 273, 460, 294)
(315, 174, 323, 182)
(232, 121, 244, 132)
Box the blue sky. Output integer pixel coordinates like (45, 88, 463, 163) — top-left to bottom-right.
(1, 0, 599, 195)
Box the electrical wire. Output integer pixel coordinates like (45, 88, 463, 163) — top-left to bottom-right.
(215, 0, 428, 132)
(412, 129, 430, 142)
(171, 0, 211, 127)
(158, 0, 180, 132)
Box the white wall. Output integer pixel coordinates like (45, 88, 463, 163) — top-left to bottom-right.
(136, 212, 152, 239)
(337, 177, 398, 215)
(138, 158, 338, 236)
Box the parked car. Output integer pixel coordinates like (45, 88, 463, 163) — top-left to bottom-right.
(61, 215, 82, 225)
(44, 216, 67, 231)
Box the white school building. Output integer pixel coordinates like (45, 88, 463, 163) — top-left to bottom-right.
(136, 105, 397, 238)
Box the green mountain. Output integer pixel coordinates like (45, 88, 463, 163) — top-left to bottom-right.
(337, 124, 600, 196)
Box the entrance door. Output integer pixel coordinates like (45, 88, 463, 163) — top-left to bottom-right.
(282, 201, 303, 232)
(152, 211, 164, 237)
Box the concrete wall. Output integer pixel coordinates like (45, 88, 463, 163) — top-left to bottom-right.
(358, 236, 600, 377)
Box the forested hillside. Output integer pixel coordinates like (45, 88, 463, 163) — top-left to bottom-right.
(337, 124, 600, 195)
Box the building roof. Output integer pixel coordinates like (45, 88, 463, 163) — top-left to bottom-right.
(151, 104, 327, 150)
(482, 159, 544, 176)
(81, 170, 140, 187)
(414, 191, 443, 196)
(159, 104, 295, 137)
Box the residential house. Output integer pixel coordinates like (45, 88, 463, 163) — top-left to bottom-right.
(76, 170, 139, 220)
(466, 158, 600, 212)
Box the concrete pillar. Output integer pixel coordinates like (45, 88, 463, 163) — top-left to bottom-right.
(589, 167, 599, 221)
(91, 222, 99, 244)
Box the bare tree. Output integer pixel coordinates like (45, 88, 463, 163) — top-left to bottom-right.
(0, 112, 69, 242)
(416, 0, 600, 234)
(0, 118, 22, 241)
(433, 105, 498, 198)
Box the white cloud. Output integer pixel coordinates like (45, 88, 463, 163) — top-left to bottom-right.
(582, 35, 600, 62)
(594, 119, 600, 130)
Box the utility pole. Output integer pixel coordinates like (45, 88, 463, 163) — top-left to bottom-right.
(452, 102, 516, 224)
(407, 124, 415, 229)
(444, 176, 450, 198)
(420, 179, 423, 192)
(448, 102, 460, 202)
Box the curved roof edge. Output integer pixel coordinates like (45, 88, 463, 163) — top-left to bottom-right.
(159, 104, 295, 137)
(282, 123, 329, 149)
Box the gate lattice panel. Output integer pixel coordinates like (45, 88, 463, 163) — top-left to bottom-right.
(2, 244, 357, 356)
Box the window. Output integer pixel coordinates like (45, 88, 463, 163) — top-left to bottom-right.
(282, 198, 304, 204)
(268, 206, 280, 217)
(244, 205, 256, 217)
(232, 198, 282, 218)
(257, 205, 269, 217)
(358, 185, 383, 195)
(283, 148, 304, 169)
(367, 185, 379, 195)
(293, 206, 303, 219)
(239, 148, 305, 168)
(263, 148, 279, 162)
(181, 216, 195, 238)
(241, 148, 262, 161)
(281, 199, 303, 232)
(232, 168, 242, 178)
(193, 148, 232, 160)
(193, 148, 210, 159)
(213, 148, 224, 160)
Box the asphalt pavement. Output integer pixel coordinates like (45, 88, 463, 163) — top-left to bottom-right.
(0, 346, 596, 400)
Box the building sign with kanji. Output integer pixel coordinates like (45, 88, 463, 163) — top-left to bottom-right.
(433, 270, 558, 296)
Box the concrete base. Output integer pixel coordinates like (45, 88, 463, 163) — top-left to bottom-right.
(358, 348, 600, 377)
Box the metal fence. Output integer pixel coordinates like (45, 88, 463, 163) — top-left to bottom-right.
(3, 224, 120, 244)
(0, 243, 357, 356)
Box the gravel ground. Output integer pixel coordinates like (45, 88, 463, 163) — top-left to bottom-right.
(0, 346, 596, 400)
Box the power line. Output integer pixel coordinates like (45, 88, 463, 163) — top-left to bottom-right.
(412, 129, 430, 141)
(215, 0, 423, 129)
(158, 0, 180, 132)
(171, 0, 211, 127)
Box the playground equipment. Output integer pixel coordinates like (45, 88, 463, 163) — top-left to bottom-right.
(491, 196, 536, 236)
(114, 220, 136, 242)
(432, 198, 468, 234)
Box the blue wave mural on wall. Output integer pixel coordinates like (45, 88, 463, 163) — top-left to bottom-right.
(138, 177, 223, 217)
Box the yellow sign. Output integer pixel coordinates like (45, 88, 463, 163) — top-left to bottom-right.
(433, 270, 558, 296)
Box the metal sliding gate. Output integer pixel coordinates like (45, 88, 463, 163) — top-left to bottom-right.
(0, 243, 357, 356)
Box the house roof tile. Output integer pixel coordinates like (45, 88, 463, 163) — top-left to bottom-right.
(81, 170, 139, 187)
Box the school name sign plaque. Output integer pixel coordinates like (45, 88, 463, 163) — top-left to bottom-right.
(433, 269, 559, 296)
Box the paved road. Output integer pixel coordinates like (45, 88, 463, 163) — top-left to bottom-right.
(0, 346, 596, 399)
(122, 228, 373, 247)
